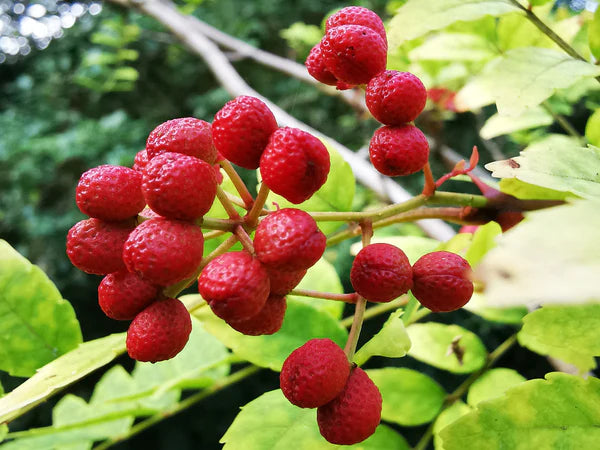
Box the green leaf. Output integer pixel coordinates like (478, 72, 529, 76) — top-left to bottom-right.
(464, 222, 502, 267)
(367, 368, 445, 426)
(485, 135, 600, 199)
(264, 140, 355, 235)
(287, 259, 345, 319)
(0, 382, 5, 442)
(499, 178, 574, 201)
(0, 240, 82, 377)
(585, 109, 600, 147)
(589, 7, 600, 60)
(194, 299, 347, 371)
(388, 0, 519, 45)
(112, 67, 139, 82)
(456, 48, 600, 116)
(351, 236, 439, 264)
(518, 304, 600, 373)
(440, 373, 600, 450)
(476, 200, 600, 307)
(221, 390, 410, 450)
(354, 310, 411, 366)
(433, 401, 472, 450)
(464, 293, 527, 324)
(480, 107, 553, 139)
(409, 33, 497, 62)
(467, 368, 526, 406)
(497, 12, 580, 51)
(0, 333, 126, 424)
(406, 323, 487, 373)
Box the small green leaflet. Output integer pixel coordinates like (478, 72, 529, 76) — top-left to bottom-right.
(456, 48, 600, 116)
(485, 134, 600, 200)
(388, 0, 519, 46)
(408, 33, 497, 62)
(518, 304, 600, 373)
(589, 7, 600, 60)
(221, 390, 410, 450)
(480, 107, 553, 139)
(0, 333, 126, 424)
(433, 401, 472, 450)
(466, 368, 526, 406)
(194, 299, 347, 372)
(354, 310, 411, 366)
(0, 240, 82, 377)
(476, 200, 600, 307)
(585, 109, 600, 147)
(406, 323, 487, 373)
(367, 368, 445, 426)
(440, 373, 600, 450)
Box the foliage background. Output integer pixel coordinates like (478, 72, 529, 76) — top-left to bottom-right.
(0, 0, 597, 448)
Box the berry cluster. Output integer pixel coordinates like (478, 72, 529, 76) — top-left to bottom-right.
(351, 244, 474, 312)
(67, 96, 330, 362)
(280, 339, 382, 445)
(306, 6, 430, 178)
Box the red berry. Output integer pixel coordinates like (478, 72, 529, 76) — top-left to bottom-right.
(350, 243, 412, 303)
(305, 43, 338, 86)
(326, 6, 387, 44)
(266, 267, 307, 296)
(146, 117, 217, 163)
(133, 149, 149, 172)
(212, 96, 278, 170)
(254, 208, 326, 272)
(280, 338, 350, 408)
(198, 251, 270, 322)
(76, 165, 145, 222)
(317, 367, 382, 445)
(228, 294, 287, 336)
(98, 271, 159, 320)
(369, 125, 429, 177)
(411, 251, 474, 312)
(126, 297, 192, 362)
(260, 127, 330, 204)
(321, 25, 387, 85)
(366, 70, 427, 125)
(66, 218, 134, 275)
(123, 218, 204, 286)
(142, 152, 217, 221)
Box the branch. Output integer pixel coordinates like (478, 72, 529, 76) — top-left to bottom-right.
(108, 0, 455, 240)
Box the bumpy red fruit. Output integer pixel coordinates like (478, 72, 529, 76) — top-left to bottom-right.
(123, 218, 204, 286)
(280, 338, 350, 408)
(146, 117, 217, 163)
(66, 218, 134, 275)
(366, 70, 427, 125)
(212, 96, 278, 169)
(98, 271, 159, 320)
(320, 25, 387, 85)
(266, 267, 307, 296)
(305, 43, 338, 86)
(126, 297, 192, 362)
(198, 251, 270, 322)
(76, 165, 145, 222)
(412, 251, 474, 312)
(228, 295, 287, 336)
(254, 208, 326, 272)
(317, 367, 382, 445)
(133, 149, 149, 172)
(142, 152, 217, 221)
(369, 125, 429, 177)
(260, 127, 330, 204)
(326, 6, 387, 44)
(350, 243, 412, 303)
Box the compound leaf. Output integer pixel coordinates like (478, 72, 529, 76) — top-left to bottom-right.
(467, 368, 526, 406)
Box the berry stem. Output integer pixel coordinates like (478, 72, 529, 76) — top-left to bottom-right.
(199, 217, 239, 231)
(289, 288, 358, 303)
(343, 221, 372, 361)
(421, 162, 436, 197)
(203, 230, 228, 240)
(246, 182, 270, 228)
(234, 225, 255, 255)
(216, 185, 241, 219)
(340, 296, 409, 328)
(219, 159, 255, 207)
